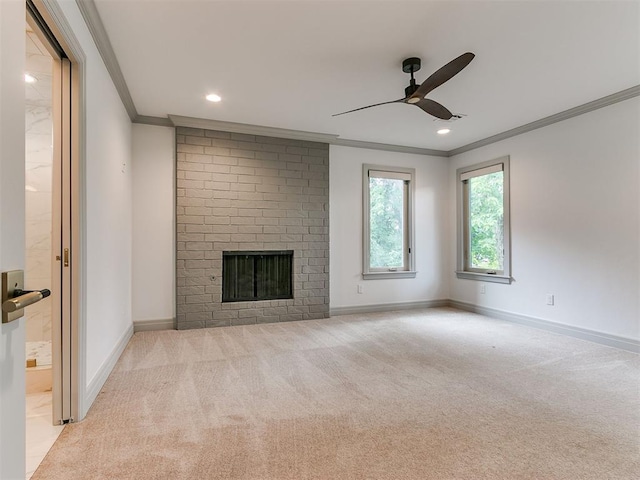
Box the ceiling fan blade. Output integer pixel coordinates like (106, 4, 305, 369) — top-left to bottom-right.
(408, 52, 475, 102)
(414, 98, 453, 120)
(332, 98, 405, 117)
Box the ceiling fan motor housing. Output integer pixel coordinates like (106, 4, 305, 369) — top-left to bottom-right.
(405, 83, 420, 97)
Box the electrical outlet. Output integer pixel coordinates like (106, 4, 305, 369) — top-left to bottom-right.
(480, 284, 486, 294)
(546, 294, 554, 306)
(357, 284, 364, 294)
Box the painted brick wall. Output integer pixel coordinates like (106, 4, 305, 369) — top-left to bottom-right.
(175, 127, 330, 329)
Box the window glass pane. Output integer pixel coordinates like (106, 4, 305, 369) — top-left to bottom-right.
(469, 171, 504, 271)
(369, 177, 405, 268)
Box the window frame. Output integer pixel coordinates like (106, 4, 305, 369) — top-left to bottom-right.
(456, 156, 512, 284)
(362, 164, 416, 280)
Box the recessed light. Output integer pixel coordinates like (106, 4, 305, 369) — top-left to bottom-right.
(24, 73, 37, 84)
(437, 128, 451, 135)
(205, 93, 221, 102)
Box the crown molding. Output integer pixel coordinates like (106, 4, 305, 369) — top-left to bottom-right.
(134, 115, 174, 128)
(75, 0, 137, 121)
(169, 115, 339, 144)
(332, 138, 448, 157)
(168, 115, 449, 156)
(448, 85, 640, 157)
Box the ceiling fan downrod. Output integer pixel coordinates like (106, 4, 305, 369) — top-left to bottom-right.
(402, 57, 422, 99)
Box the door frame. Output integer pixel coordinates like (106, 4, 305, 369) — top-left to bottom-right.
(30, 0, 86, 423)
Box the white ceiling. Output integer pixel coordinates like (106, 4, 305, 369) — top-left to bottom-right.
(93, 0, 639, 151)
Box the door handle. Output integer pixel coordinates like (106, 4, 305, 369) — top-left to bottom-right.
(2, 288, 51, 313)
(1, 270, 51, 323)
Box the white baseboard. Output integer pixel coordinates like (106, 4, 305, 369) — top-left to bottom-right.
(84, 323, 134, 412)
(133, 318, 175, 332)
(331, 299, 449, 317)
(449, 300, 639, 354)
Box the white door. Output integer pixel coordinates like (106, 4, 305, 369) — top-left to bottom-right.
(0, 1, 29, 479)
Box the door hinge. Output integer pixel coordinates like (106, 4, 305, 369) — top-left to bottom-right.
(63, 248, 69, 267)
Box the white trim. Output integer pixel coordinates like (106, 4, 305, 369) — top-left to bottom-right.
(83, 324, 133, 414)
(133, 318, 175, 332)
(331, 299, 449, 316)
(449, 300, 640, 354)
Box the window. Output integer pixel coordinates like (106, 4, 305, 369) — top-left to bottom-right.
(457, 156, 511, 283)
(363, 164, 416, 279)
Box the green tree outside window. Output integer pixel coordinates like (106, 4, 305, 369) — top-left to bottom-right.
(468, 171, 503, 270)
(369, 177, 405, 268)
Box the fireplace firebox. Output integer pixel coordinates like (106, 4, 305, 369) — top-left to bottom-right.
(222, 251, 293, 302)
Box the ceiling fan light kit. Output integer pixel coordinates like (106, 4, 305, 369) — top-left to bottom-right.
(333, 52, 475, 121)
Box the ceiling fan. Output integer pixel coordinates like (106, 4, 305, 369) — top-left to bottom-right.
(333, 52, 475, 120)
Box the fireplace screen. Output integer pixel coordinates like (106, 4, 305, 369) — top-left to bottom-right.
(222, 251, 293, 302)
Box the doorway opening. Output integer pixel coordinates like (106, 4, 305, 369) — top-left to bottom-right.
(24, 1, 76, 476)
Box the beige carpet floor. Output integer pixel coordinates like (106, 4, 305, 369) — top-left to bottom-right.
(33, 307, 639, 479)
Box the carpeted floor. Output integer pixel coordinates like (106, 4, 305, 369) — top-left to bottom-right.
(33, 308, 639, 479)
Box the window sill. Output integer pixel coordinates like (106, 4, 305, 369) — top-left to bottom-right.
(363, 271, 417, 280)
(455, 271, 512, 284)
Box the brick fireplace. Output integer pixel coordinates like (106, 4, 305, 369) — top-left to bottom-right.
(175, 127, 330, 329)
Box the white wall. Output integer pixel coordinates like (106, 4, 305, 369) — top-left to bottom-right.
(448, 98, 640, 340)
(132, 124, 175, 324)
(55, 1, 134, 408)
(330, 145, 450, 309)
(0, 1, 27, 477)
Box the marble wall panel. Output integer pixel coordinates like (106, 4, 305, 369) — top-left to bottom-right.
(25, 101, 53, 343)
